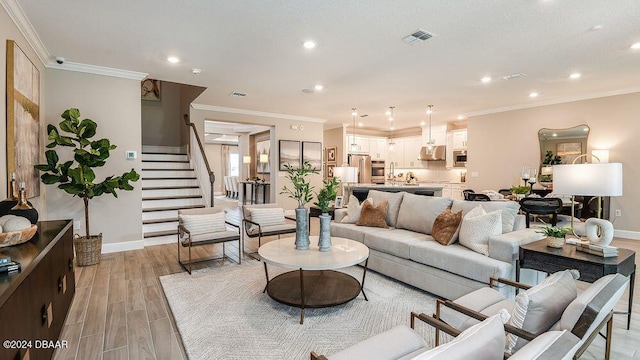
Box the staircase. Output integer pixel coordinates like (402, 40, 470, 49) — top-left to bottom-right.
(141, 148, 205, 246)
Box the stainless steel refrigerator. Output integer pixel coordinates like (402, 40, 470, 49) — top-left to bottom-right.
(348, 154, 371, 184)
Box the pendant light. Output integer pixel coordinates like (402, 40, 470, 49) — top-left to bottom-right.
(426, 104, 435, 155)
(350, 108, 358, 151)
(387, 106, 396, 151)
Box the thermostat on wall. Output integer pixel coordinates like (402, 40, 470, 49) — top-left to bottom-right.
(125, 151, 137, 160)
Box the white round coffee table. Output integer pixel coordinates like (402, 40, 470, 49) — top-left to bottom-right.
(258, 236, 369, 324)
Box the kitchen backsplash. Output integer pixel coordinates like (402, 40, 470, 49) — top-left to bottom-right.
(392, 161, 467, 183)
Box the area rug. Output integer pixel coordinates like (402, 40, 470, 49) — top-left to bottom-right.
(160, 260, 437, 360)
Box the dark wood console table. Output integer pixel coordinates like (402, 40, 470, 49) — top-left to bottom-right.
(517, 239, 635, 330)
(0, 220, 75, 360)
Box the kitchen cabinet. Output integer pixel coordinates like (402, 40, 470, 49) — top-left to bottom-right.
(403, 137, 422, 168)
(452, 129, 467, 149)
(369, 138, 388, 160)
(346, 135, 370, 153)
(388, 138, 404, 168)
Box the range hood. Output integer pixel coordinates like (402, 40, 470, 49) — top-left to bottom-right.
(419, 145, 446, 161)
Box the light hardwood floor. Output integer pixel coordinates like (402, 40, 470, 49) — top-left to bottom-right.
(53, 208, 640, 359)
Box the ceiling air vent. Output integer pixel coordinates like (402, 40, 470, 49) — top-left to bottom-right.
(229, 91, 247, 97)
(402, 29, 436, 44)
(501, 73, 526, 80)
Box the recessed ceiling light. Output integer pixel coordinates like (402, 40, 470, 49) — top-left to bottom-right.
(481, 76, 492, 83)
(358, 122, 363, 127)
(420, 121, 426, 126)
(529, 92, 539, 98)
(385, 110, 391, 116)
(590, 25, 603, 31)
(390, 126, 395, 130)
(191, 68, 201, 74)
(457, 115, 466, 120)
(314, 84, 324, 91)
(552, 133, 558, 137)
(167, 56, 180, 63)
(631, 42, 640, 50)
(303, 40, 316, 49)
(569, 73, 581, 79)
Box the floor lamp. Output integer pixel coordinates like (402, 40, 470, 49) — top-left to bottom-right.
(552, 160, 623, 244)
(333, 165, 358, 204)
(243, 156, 251, 180)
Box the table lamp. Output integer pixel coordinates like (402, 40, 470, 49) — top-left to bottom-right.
(333, 165, 358, 204)
(259, 154, 269, 181)
(552, 160, 623, 245)
(243, 156, 251, 180)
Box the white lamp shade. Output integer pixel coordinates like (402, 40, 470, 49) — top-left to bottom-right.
(243, 156, 251, 164)
(552, 163, 623, 196)
(259, 154, 269, 163)
(333, 166, 358, 183)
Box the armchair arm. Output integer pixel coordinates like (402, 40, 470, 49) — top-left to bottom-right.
(284, 215, 296, 222)
(225, 221, 239, 229)
(489, 277, 532, 291)
(411, 312, 461, 337)
(488, 228, 544, 264)
(178, 224, 191, 245)
(242, 218, 262, 236)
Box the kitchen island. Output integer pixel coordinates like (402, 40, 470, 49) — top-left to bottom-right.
(351, 183, 444, 201)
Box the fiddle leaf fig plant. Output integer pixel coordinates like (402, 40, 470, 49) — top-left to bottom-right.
(313, 177, 340, 214)
(280, 161, 318, 208)
(34, 108, 140, 237)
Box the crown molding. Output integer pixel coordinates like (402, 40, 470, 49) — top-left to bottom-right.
(2, 0, 147, 80)
(466, 87, 640, 118)
(48, 62, 147, 80)
(1, 0, 49, 65)
(191, 103, 327, 123)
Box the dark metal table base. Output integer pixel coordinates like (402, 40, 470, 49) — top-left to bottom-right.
(263, 260, 369, 324)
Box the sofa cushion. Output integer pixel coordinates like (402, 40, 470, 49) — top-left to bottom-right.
(357, 200, 389, 228)
(409, 241, 511, 284)
(368, 190, 405, 227)
(459, 206, 502, 256)
(451, 199, 520, 233)
(364, 228, 433, 259)
(340, 195, 372, 224)
(331, 222, 399, 244)
(432, 209, 463, 245)
(396, 193, 453, 235)
(412, 314, 506, 360)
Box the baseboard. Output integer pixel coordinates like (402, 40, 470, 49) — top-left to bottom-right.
(614, 229, 640, 240)
(144, 235, 176, 247)
(102, 239, 145, 254)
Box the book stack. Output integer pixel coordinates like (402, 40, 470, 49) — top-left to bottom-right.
(0, 253, 21, 274)
(575, 243, 619, 258)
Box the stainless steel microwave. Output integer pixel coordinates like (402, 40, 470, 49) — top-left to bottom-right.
(453, 150, 467, 168)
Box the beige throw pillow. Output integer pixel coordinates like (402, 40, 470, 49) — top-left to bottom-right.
(340, 196, 372, 224)
(458, 205, 502, 256)
(356, 200, 389, 228)
(432, 209, 463, 245)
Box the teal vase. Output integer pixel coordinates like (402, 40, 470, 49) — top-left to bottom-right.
(294, 207, 309, 250)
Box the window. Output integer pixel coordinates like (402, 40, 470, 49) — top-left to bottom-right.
(229, 153, 239, 176)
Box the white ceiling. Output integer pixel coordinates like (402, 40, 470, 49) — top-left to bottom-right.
(15, 0, 640, 130)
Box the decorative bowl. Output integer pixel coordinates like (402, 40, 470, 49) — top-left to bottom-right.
(0, 224, 38, 248)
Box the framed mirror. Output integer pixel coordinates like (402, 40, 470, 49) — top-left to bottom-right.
(538, 125, 590, 186)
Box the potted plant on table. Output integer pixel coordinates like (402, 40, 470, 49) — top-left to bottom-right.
(537, 225, 571, 248)
(35, 108, 140, 266)
(313, 177, 339, 251)
(510, 186, 530, 200)
(280, 161, 318, 250)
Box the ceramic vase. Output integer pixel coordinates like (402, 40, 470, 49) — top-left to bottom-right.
(318, 214, 332, 252)
(546, 236, 564, 248)
(294, 207, 310, 250)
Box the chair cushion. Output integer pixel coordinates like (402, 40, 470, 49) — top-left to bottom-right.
(396, 193, 453, 235)
(451, 199, 520, 233)
(439, 287, 506, 329)
(356, 200, 389, 228)
(508, 330, 580, 360)
(507, 270, 578, 353)
(368, 190, 405, 227)
(340, 196, 372, 224)
(459, 206, 502, 256)
(184, 230, 240, 245)
(249, 207, 285, 227)
(246, 223, 296, 236)
(432, 209, 463, 245)
(412, 314, 506, 360)
(180, 211, 226, 235)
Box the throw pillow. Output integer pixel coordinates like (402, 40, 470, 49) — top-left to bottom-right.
(340, 196, 372, 224)
(367, 190, 405, 227)
(432, 208, 463, 245)
(180, 211, 226, 236)
(249, 207, 286, 227)
(396, 193, 453, 234)
(506, 270, 578, 353)
(451, 200, 520, 233)
(356, 200, 389, 228)
(458, 205, 502, 256)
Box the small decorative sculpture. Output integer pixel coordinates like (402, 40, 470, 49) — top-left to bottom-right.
(584, 218, 614, 247)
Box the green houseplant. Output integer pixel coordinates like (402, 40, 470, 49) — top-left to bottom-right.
(35, 108, 140, 265)
(280, 160, 318, 250)
(510, 185, 530, 200)
(537, 225, 571, 248)
(313, 177, 340, 252)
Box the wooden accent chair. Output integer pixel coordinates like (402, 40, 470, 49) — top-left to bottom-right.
(241, 204, 298, 254)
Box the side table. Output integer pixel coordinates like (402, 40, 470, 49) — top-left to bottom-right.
(517, 239, 635, 330)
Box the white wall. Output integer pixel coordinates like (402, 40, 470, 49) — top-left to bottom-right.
(468, 92, 640, 234)
(43, 69, 143, 246)
(190, 107, 325, 209)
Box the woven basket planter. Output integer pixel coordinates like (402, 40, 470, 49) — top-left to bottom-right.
(546, 236, 565, 248)
(74, 233, 102, 266)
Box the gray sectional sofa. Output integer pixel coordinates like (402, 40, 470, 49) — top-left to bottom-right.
(331, 190, 544, 300)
